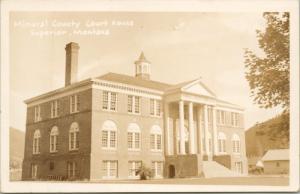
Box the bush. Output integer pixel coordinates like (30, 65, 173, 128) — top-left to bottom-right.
(135, 162, 154, 180)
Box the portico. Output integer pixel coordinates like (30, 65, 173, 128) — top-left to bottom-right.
(164, 100, 218, 157)
(163, 78, 220, 178)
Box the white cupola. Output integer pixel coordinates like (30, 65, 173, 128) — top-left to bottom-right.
(134, 52, 151, 80)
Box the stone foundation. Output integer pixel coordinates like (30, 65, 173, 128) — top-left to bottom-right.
(164, 154, 203, 178)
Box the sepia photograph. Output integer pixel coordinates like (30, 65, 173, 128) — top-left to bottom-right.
(1, 0, 299, 192)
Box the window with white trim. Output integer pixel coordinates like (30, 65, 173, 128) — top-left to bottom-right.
(218, 132, 226, 153)
(232, 133, 241, 153)
(69, 122, 79, 151)
(231, 112, 238, 127)
(128, 161, 141, 178)
(34, 105, 41, 122)
(150, 99, 161, 116)
(127, 123, 141, 150)
(217, 110, 226, 125)
(234, 161, 243, 173)
(150, 125, 162, 151)
(70, 95, 79, 113)
(151, 161, 163, 178)
(102, 160, 118, 178)
(102, 91, 117, 111)
(67, 161, 77, 179)
(208, 132, 212, 153)
(33, 130, 41, 154)
(207, 107, 213, 123)
(128, 95, 140, 114)
(50, 126, 59, 153)
(31, 163, 38, 179)
(51, 100, 59, 118)
(101, 120, 117, 149)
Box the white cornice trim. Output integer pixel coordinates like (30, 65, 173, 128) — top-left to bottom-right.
(215, 106, 244, 114)
(24, 79, 93, 104)
(25, 77, 164, 107)
(26, 84, 92, 107)
(91, 79, 162, 100)
(92, 78, 164, 95)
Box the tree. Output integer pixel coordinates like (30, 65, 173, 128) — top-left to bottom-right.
(135, 162, 153, 180)
(244, 12, 289, 111)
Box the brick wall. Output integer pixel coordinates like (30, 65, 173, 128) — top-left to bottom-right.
(90, 88, 164, 180)
(22, 89, 92, 180)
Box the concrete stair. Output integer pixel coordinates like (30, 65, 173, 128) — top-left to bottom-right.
(202, 161, 243, 178)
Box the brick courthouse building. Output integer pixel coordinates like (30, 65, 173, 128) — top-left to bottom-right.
(22, 42, 248, 180)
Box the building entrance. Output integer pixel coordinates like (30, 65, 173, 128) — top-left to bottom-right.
(168, 165, 175, 178)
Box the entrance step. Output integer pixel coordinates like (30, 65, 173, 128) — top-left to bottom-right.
(202, 161, 243, 178)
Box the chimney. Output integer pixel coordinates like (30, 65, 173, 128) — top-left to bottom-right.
(65, 42, 80, 86)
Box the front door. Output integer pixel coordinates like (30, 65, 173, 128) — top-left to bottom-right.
(169, 165, 175, 178)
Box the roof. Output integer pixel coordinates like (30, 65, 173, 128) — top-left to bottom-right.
(261, 149, 289, 161)
(97, 72, 172, 91)
(135, 51, 150, 64)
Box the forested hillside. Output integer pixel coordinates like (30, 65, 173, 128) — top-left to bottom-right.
(245, 113, 289, 157)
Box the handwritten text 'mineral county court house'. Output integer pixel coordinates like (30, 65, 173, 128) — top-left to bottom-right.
(13, 19, 134, 28)
(13, 19, 134, 37)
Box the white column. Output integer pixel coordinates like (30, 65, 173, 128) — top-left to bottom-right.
(197, 106, 203, 155)
(164, 103, 171, 155)
(188, 102, 195, 154)
(212, 107, 218, 156)
(179, 100, 186, 155)
(203, 105, 210, 155)
(173, 119, 177, 155)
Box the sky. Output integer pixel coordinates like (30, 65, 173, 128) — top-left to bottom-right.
(9, 12, 283, 131)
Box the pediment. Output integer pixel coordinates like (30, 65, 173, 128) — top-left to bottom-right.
(182, 80, 216, 98)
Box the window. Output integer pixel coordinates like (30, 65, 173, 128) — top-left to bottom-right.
(51, 100, 59, 118)
(101, 120, 117, 149)
(202, 137, 206, 152)
(207, 107, 212, 123)
(67, 161, 77, 179)
(69, 122, 79, 151)
(231, 112, 238, 126)
(128, 95, 140, 114)
(150, 99, 161, 116)
(128, 161, 141, 178)
(151, 161, 163, 178)
(31, 164, 38, 179)
(102, 160, 118, 178)
(234, 162, 243, 173)
(50, 126, 59, 153)
(150, 125, 162, 151)
(218, 132, 226, 153)
(70, 95, 79, 113)
(232, 133, 241, 154)
(127, 123, 141, 150)
(33, 130, 41, 154)
(102, 91, 117, 111)
(206, 132, 212, 153)
(34, 105, 41, 122)
(217, 110, 226, 125)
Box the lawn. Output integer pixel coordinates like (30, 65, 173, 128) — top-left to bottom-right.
(89, 175, 289, 186)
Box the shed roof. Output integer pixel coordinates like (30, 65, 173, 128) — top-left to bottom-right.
(261, 149, 289, 161)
